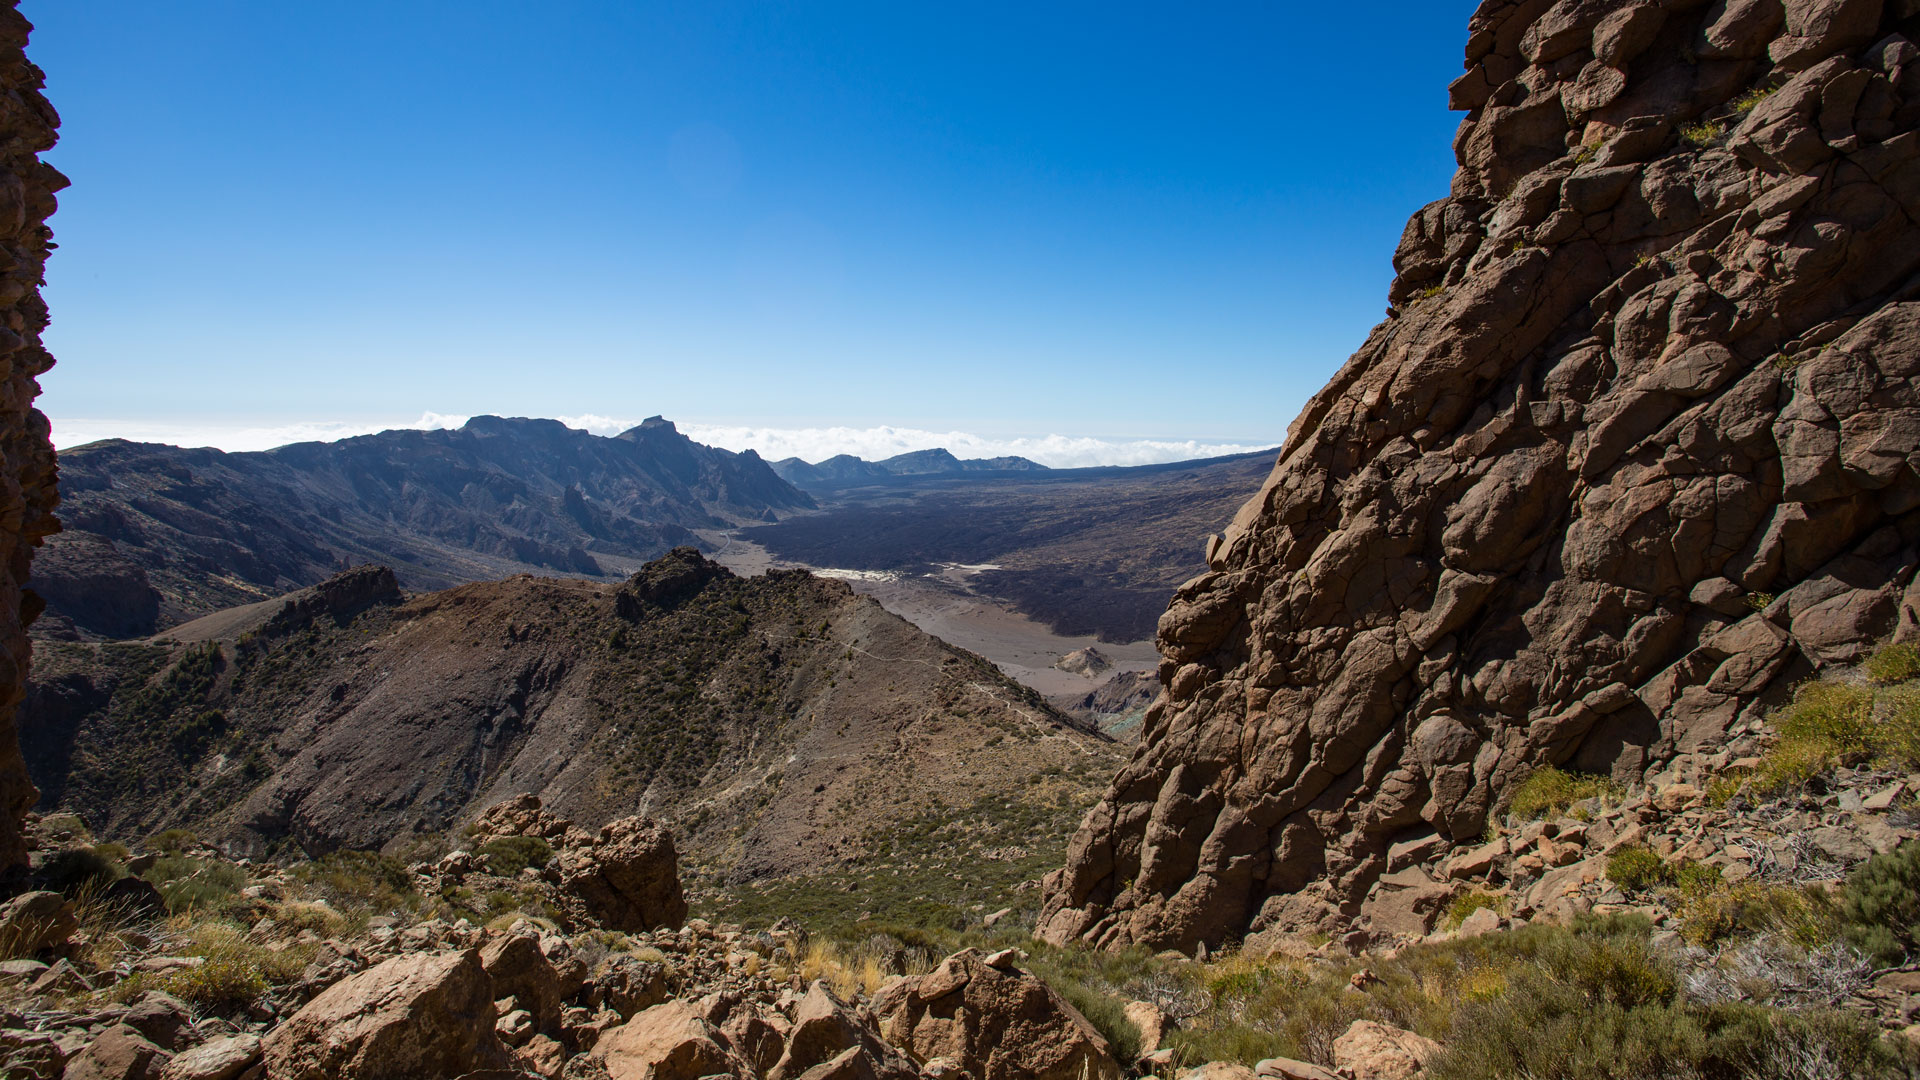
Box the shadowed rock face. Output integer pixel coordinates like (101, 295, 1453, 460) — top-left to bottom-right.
(0, 2, 62, 883)
(1039, 0, 1920, 952)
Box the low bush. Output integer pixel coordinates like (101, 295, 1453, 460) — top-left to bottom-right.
(1606, 846, 1670, 892)
(1867, 642, 1920, 685)
(1738, 680, 1877, 798)
(1839, 839, 1920, 966)
(1509, 767, 1619, 821)
(1446, 892, 1504, 929)
(38, 847, 124, 895)
(161, 919, 310, 1012)
(146, 828, 198, 854)
(1675, 881, 1835, 949)
(478, 835, 552, 877)
(143, 856, 248, 916)
(294, 850, 418, 913)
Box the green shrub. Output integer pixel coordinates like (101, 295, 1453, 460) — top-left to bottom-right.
(1605, 845, 1670, 892)
(1840, 839, 1920, 966)
(1676, 881, 1836, 948)
(1680, 120, 1725, 147)
(295, 850, 418, 913)
(1742, 680, 1875, 797)
(38, 847, 124, 895)
(1509, 767, 1619, 821)
(1867, 642, 1920, 685)
(158, 920, 311, 1012)
(1446, 892, 1505, 929)
(143, 856, 249, 915)
(478, 835, 552, 877)
(147, 828, 198, 854)
(1878, 685, 1920, 771)
(1731, 85, 1775, 113)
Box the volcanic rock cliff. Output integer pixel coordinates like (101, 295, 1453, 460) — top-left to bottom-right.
(1039, 0, 1920, 952)
(0, 2, 60, 883)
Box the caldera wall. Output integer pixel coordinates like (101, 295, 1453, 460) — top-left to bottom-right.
(1040, 0, 1920, 952)
(0, 2, 62, 883)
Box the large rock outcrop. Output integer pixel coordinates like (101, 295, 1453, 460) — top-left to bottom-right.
(1040, 0, 1920, 951)
(0, 1, 61, 884)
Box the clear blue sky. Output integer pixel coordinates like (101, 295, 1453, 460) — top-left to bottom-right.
(25, 1, 1477, 460)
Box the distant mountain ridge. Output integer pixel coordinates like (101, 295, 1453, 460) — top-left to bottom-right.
(35, 415, 813, 637)
(771, 447, 1045, 489)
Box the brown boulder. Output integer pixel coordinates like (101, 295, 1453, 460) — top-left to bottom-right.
(65, 1027, 171, 1080)
(872, 949, 1121, 1080)
(158, 1035, 262, 1080)
(479, 931, 565, 1029)
(1331, 1021, 1442, 1080)
(553, 814, 687, 932)
(769, 980, 913, 1080)
(0, 889, 75, 955)
(260, 949, 506, 1080)
(592, 999, 748, 1080)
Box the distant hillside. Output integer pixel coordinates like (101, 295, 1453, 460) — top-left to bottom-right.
(22, 551, 1122, 891)
(35, 416, 813, 637)
(750, 449, 1279, 642)
(771, 447, 1045, 489)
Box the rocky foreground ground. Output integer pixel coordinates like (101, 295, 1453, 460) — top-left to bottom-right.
(6, 688, 1920, 1080)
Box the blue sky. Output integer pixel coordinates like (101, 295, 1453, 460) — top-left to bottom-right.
(26, 1, 1477, 464)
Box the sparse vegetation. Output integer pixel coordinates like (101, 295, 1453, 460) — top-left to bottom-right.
(1720, 665, 1920, 803)
(1865, 641, 1920, 685)
(1839, 839, 1920, 966)
(1745, 591, 1775, 612)
(1607, 844, 1671, 892)
(1680, 120, 1725, 147)
(1509, 766, 1619, 821)
(1446, 891, 1505, 928)
(479, 835, 552, 877)
(1731, 85, 1775, 114)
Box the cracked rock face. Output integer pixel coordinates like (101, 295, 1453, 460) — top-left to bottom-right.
(0, 0, 61, 885)
(1039, 0, 1920, 952)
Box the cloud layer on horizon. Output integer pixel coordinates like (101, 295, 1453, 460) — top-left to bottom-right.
(49, 413, 1279, 470)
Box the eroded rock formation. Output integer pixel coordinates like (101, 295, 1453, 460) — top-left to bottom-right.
(1040, 0, 1920, 951)
(0, 1, 61, 883)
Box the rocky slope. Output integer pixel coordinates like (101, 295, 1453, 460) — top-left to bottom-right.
(1040, 0, 1920, 953)
(19, 551, 1121, 901)
(0, 803, 1132, 1080)
(38, 416, 812, 638)
(0, 1, 61, 885)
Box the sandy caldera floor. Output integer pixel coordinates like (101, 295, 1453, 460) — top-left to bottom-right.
(700, 531, 1156, 701)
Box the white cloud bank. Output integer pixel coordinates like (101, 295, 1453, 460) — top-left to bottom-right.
(50, 413, 1279, 469)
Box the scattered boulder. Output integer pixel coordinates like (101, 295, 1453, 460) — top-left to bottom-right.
(592, 999, 747, 1080)
(261, 949, 506, 1080)
(1124, 1000, 1171, 1055)
(1253, 1059, 1338, 1080)
(0, 889, 75, 954)
(872, 948, 1122, 1080)
(553, 814, 688, 932)
(768, 981, 913, 1080)
(158, 1035, 262, 1080)
(1332, 1021, 1442, 1080)
(480, 931, 566, 1030)
(64, 1027, 172, 1080)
